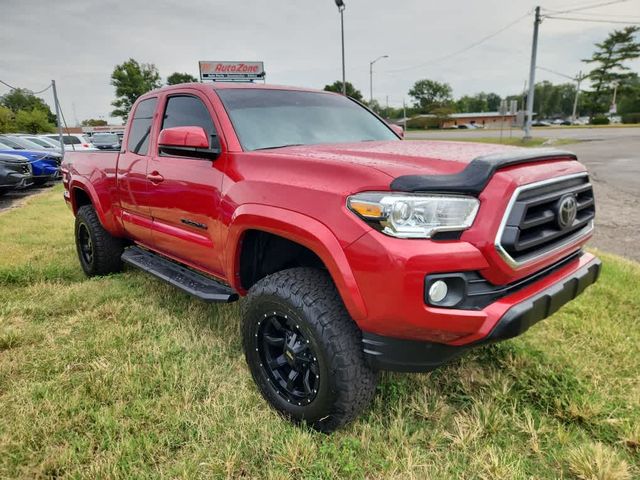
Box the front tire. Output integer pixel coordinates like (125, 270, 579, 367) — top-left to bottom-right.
(242, 267, 378, 433)
(75, 205, 124, 276)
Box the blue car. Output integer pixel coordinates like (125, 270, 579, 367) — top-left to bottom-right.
(0, 139, 60, 185)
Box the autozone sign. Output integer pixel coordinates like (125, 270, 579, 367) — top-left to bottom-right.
(199, 61, 265, 82)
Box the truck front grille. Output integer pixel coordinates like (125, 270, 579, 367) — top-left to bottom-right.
(496, 173, 594, 267)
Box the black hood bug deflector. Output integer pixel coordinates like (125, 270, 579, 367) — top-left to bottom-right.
(390, 148, 578, 195)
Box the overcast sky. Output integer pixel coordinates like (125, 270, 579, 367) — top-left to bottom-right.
(2, 0, 639, 124)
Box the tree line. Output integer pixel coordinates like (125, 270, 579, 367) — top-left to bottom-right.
(325, 26, 640, 123)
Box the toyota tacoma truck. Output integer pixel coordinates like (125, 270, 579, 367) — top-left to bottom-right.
(61, 83, 600, 432)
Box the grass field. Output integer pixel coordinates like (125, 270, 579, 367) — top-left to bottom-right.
(1, 186, 639, 479)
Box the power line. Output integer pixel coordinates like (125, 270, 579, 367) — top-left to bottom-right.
(0, 79, 53, 95)
(0, 79, 19, 90)
(545, 15, 640, 25)
(537, 66, 577, 80)
(387, 10, 532, 73)
(542, 0, 631, 16)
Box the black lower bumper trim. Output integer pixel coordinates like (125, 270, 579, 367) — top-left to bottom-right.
(363, 257, 602, 372)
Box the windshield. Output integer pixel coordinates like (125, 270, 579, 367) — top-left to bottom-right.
(0, 136, 25, 149)
(92, 134, 118, 143)
(10, 137, 43, 149)
(25, 137, 54, 148)
(216, 89, 398, 151)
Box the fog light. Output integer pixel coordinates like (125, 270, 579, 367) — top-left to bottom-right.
(428, 280, 448, 303)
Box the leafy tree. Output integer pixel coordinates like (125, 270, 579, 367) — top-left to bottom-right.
(583, 26, 640, 116)
(455, 92, 502, 113)
(111, 58, 161, 120)
(0, 88, 56, 124)
(81, 118, 108, 127)
(167, 72, 198, 85)
(323, 81, 364, 101)
(0, 106, 15, 133)
(408, 79, 453, 113)
(486, 93, 502, 111)
(617, 73, 640, 114)
(14, 108, 55, 133)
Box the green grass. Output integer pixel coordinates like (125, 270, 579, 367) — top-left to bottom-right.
(1, 186, 639, 479)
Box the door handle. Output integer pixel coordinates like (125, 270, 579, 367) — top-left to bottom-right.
(147, 172, 164, 184)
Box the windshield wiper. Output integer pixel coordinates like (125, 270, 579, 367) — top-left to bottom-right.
(254, 143, 304, 151)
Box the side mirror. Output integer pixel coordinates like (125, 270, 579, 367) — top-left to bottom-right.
(158, 126, 220, 159)
(390, 124, 404, 138)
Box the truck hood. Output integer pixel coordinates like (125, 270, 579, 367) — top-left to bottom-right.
(261, 140, 519, 179)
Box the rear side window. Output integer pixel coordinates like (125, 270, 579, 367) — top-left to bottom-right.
(64, 136, 81, 145)
(127, 98, 157, 155)
(162, 95, 216, 141)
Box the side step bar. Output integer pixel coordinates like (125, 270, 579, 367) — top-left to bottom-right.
(121, 246, 239, 303)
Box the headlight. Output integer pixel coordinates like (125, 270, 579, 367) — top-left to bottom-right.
(347, 192, 479, 239)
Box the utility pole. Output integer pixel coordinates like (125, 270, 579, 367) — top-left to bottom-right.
(51, 79, 65, 159)
(403, 98, 407, 132)
(610, 80, 619, 114)
(335, 0, 346, 95)
(572, 71, 584, 123)
(369, 55, 388, 105)
(524, 6, 541, 139)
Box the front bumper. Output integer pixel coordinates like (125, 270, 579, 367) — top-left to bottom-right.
(362, 255, 601, 372)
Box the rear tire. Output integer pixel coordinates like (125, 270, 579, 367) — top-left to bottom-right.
(242, 267, 378, 433)
(75, 205, 124, 276)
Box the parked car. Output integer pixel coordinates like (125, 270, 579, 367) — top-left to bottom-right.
(15, 134, 63, 152)
(0, 153, 33, 195)
(90, 133, 121, 150)
(0, 141, 60, 185)
(63, 83, 600, 432)
(0, 135, 62, 159)
(532, 120, 552, 127)
(42, 134, 96, 151)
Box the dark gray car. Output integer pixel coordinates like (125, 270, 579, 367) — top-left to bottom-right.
(0, 153, 33, 195)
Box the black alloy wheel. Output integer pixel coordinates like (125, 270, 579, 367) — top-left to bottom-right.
(77, 223, 94, 266)
(255, 311, 320, 406)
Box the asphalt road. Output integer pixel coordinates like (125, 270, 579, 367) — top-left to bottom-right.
(568, 136, 640, 262)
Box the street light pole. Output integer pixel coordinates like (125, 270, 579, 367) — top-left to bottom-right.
(335, 0, 346, 95)
(369, 55, 389, 105)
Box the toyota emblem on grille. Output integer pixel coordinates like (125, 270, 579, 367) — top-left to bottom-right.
(557, 195, 577, 229)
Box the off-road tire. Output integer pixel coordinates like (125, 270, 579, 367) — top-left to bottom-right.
(242, 267, 379, 432)
(75, 204, 124, 276)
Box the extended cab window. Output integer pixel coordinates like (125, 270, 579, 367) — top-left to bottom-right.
(127, 97, 157, 155)
(162, 95, 216, 141)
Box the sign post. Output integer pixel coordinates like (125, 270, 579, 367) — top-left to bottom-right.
(199, 61, 265, 83)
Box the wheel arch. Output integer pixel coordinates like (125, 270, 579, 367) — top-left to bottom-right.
(226, 204, 368, 322)
(69, 179, 123, 236)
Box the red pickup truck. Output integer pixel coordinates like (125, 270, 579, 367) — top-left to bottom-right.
(62, 83, 600, 432)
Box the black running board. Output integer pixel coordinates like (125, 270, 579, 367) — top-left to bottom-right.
(121, 246, 239, 303)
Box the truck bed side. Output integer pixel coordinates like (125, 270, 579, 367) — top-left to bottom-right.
(62, 150, 124, 236)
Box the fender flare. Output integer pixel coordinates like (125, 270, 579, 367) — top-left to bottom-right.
(225, 204, 368, 322)
(69, 178, 123, 236)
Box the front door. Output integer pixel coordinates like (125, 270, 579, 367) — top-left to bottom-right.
(147, 93, 226, 276)
(116, 97, 158, 246)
